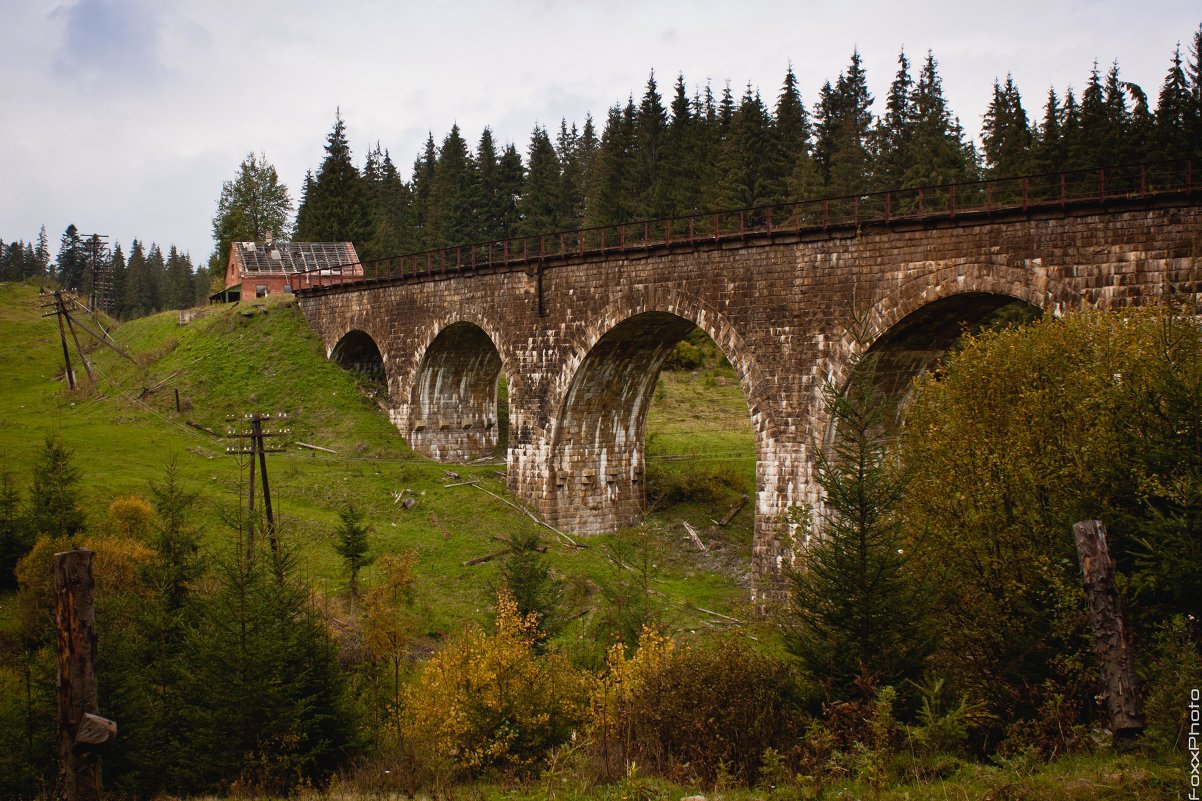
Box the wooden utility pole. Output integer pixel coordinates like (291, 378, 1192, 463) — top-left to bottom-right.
(1072, 520, 1144, 740)
(226, 413, 289, 563)
(54, 549, 116, 801)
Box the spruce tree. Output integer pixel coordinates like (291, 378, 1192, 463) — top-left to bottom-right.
(771, 64, 814, 203)
(518, 125, 563, 235)
(293, 111, 370, 252)
(163, 246, 193, 310)
(425, 124, 481, 249)
(34, 225, 49, 278)
(902, 51, 975, 188)
(981, 75, 1033, 176)
(409, 132, 438, 243)
(476, 127, 504, 241)
(633, 72, 669, 218)
(500, 529, 563, 642)
(334, 503, 372, 599)
(26, 435, 85, 540)
(121, 240, 149, 319)
(1149, 44, 1187, 158)
(1031, 87, 1066, 173)
(787, 352, 933, 701)
(875, 50, 916, 189)
(656, 73, 700, 216)
(0, 466, 27, 589)
(1189, 24, 1202, 157)
(55, 224, 84, 290)
(585, 102, 636, 227)
(107, 244, 126, 318)
(496, 143, 526, 239)
(556, 119, 588, 227)
(717, 85, 773, 210)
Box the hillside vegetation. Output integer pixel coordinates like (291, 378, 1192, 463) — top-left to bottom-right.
(1, 281, 1197, 801)
(0, 281, 756, 633)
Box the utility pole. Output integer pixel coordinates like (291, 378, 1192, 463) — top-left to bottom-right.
(41, 289, 136, 392)
(226, 413, 289, 563)
(77, 234, 110, 314)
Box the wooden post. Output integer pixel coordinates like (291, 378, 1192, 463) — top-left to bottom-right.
(1072, 520, 1145, 740)
(55, 549, 101, 800)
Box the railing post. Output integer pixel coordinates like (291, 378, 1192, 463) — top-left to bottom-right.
(766, 208, 773, 236)
(739, 210, 745, 236)
(885, 192, 891, 223)
(1099, 168, 1105, 202)
(712, 213, 719, 241)
(917, 189, 923, 216)
(620, 224, 626, 251)
(854, 197, 860, 228)
(1140, 163, 1147, 195)
(1022, 177, 1029, 212)
(949, 183, 957, 217)
(689, 218, 695, 244)
(1060, 172, 1067, 206)
(822, 200, 829, 231)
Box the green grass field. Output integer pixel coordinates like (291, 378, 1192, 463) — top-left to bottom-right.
(0, 281, 760, 638)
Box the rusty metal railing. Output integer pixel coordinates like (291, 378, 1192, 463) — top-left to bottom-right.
(293, 159, 1196, 293)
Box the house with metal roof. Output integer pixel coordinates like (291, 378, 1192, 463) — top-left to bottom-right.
(213, 234, 360, 302)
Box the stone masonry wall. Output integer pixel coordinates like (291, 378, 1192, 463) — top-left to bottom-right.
(297, 203, 1202, 603)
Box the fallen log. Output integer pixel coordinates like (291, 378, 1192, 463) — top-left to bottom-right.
(296, 442, 337, 454)
(461, 548, 511, 566)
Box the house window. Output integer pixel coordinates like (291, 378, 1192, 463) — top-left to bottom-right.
(256, 285, 268, 298)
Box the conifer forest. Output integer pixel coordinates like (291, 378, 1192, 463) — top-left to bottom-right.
(1, 21, 1201, 801)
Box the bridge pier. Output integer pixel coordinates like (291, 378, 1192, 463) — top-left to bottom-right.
(297, 194, 1202, 605)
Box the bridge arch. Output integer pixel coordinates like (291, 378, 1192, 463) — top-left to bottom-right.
(826, 263, 1081, 395)
(330, 329, 388, 384)
(539, 289, 778, 537)
(405, 319, 508, 462)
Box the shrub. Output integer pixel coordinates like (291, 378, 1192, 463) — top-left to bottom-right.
(589, 630, 802, 785)
(402, 590, 588, 783)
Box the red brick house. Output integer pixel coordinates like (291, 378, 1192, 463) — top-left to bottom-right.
(215, 235, 360, 302)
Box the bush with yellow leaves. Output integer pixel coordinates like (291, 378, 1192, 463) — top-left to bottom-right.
(401, 589, 588, 783)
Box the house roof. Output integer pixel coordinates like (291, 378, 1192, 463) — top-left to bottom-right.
(231, 240, 359, 275)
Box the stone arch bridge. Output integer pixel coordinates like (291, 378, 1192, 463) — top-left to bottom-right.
(295, 162, 1202, 601)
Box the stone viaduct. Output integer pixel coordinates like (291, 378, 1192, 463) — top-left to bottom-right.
(295, 165, 1202, 601)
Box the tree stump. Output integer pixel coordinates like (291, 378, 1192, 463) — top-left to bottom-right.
(55, 549, 104, 801)
(1072, 520, 1144, 740)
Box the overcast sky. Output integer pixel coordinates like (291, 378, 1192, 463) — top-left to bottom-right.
(1, 0, 1199, 264)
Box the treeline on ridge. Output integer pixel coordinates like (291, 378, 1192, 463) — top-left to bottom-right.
(288, 24, 1202, 266)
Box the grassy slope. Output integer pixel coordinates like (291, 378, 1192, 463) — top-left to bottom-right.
(0, 282, 760, 638)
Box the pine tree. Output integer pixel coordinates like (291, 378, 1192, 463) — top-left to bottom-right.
(786, 352, 933, 700)
(26, 435, 85, 539)
(106, 243, 126, 317)
(476, 127, 504, 241)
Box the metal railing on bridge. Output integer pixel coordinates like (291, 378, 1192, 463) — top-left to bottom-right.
(292, 159, 1197, 292)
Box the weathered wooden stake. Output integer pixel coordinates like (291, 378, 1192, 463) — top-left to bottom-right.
(1072, 520, 1145, 740)
(55, 549, 103, 801)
